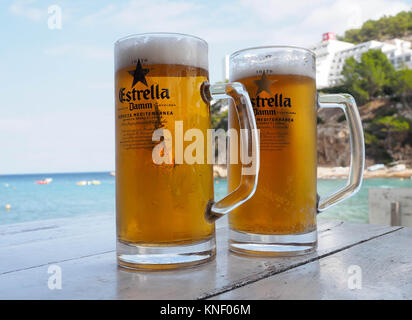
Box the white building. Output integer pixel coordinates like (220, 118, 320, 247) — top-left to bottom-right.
(385, 39, 412, 70)
(310, 32, 354, 88)
(310, 32, 412, 88)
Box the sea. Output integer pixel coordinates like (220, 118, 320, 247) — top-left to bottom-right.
(0, 172, 412, 225)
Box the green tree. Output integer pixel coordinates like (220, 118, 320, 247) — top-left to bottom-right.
(340, 10, 412, 43)
(210, 99, 228, 130)
(394, 69, 412, 106)
(341, 49, 396, 104)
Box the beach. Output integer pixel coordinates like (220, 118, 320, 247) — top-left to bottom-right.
(317, 166, 412, 179)
(213, 165, 412, 179)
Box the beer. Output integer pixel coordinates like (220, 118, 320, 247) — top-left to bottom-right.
(114, 33, 260, 269)
(228, 46, 364, 256)
(116, 63, 213, 244)
(228, 73, 317, 235)
(227, 47, 319, 255)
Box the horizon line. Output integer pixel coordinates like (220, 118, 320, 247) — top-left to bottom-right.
(0, 170, 115, 177)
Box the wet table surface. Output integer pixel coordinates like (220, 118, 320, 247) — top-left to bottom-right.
(0, 213, 411, 299)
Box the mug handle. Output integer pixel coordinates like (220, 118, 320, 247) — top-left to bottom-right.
(202, 82, 260, 223)
(317, 93, 365, 212)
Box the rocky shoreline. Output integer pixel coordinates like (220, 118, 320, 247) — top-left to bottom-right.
(213, 165, 412, 179)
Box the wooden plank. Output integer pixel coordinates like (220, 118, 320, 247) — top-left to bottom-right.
(369, 188, 412, 227)
(0, 214, 115, 248)
(0, 214, 228, 275)
(211, 227, 412, 300)
(0, 214, 116, 275)
(0, 218, 399, 299)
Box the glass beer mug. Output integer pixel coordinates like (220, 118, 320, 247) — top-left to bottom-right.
(114, 33, 259, 270)
(228, 46, 364, 256)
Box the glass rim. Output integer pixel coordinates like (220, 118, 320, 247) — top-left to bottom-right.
(115, 32, 208, 46)
(230, 45, 315, 59)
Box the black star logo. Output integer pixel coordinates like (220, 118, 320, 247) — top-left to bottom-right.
(128, 59, 149, 87)
(254, 72, 276, 95)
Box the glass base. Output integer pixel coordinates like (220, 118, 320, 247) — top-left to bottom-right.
(229, 229, 317, 256)
(117, 237, 216, 271)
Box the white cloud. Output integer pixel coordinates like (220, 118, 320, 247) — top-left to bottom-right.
(74, 0, 411, 48)
(75, 0, 260, 46)
(9, 0, 44, 22)
(112, 0, 200, 27)
(77, 0, 202, 31)
(65, 0, 412, 82)
(0, 118, 33, 132)
(240, 0, 411, 47)
(76, 4, 116, 27)
(44, 44, 112, 60)
(239, 0, 328, 21)
(301, 0, 411, 32)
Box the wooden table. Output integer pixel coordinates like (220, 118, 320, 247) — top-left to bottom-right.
(0, 214, 411, 299)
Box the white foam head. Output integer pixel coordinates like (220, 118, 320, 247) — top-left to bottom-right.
(115, 33, 209, 71)
(229, 46, 315, 81)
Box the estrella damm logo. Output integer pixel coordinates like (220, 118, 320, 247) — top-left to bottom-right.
(118, 59, 171, 109)
(251, 71, 291, 108)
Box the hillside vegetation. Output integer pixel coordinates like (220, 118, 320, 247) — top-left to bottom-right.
(322, 17, 412, 166)
(339, 10, 412, 43)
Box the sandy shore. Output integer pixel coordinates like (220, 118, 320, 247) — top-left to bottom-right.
(213, 165, 412, 179)
(317, 166, 412, 179)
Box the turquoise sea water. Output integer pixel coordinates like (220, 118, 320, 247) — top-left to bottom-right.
(0, 172, 411, 225)
(317, 178, 412, 223)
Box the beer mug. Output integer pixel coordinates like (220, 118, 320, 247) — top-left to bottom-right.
(114, 33, 259, 270)
(228, 46, 364, 256)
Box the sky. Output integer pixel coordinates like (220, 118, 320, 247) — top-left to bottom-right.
(1, 0, 412, 174)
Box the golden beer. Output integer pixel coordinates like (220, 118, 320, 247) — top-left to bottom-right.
(228, 73, 317, 235)
(115, 33, 259, 269)
(116, 64, 214, 245)
(228, 46, 364, 256)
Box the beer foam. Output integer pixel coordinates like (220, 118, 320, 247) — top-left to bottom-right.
(229, 46, 315, 81)
(115, 33, 208, 71)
